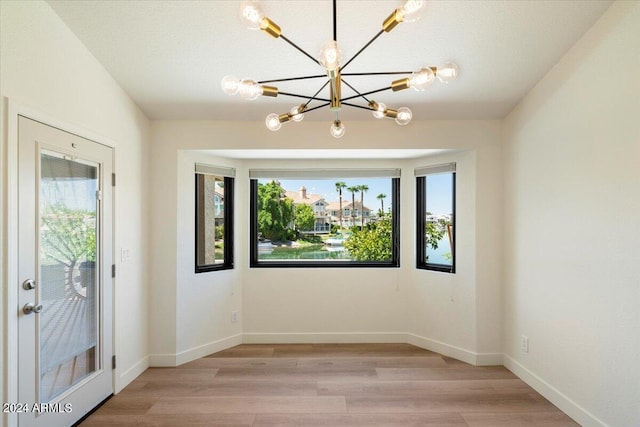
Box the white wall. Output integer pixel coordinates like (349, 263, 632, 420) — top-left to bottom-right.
(501, 2, 640, 426)
(241, 158, 408, 344)
(175, 151, 243, 363)
(0, 0, 151, 412)
(405, 145, 503, 365)
(149, 123, 248, 364)
(474, 144, 503, 355)
(150, 119, 502, 364)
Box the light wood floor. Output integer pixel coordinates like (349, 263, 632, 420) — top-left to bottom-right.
(80, 344, 578, 426)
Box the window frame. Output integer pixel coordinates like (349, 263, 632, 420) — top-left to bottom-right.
(250, 177, 400, 268)
(195, 174, 234, 273)
(416, 168, 456, 273)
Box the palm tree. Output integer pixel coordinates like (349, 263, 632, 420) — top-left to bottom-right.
(347, 186, 359, 228)
(359, 184, 369, 228)
(335, 181, 347, 232)
(377, 193, 387, 217)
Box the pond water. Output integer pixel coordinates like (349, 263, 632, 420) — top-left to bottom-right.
(259, 244, 354, 261)
(426, 235, 453, 265)
(258, 238, 452, 264)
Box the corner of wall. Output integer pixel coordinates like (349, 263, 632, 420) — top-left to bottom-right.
(474, 144, 504, 355)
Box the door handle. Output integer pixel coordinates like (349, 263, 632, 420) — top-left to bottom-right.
(23, 303, 43, 315)
(22, 279, 36, 290)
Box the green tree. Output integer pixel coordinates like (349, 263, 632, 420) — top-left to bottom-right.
(347, 185, 359, 226)
(376, 193, 387, 216)
(358, 184, 369, 228)
(257, 181, 294, 241)
(335, 181, 347, 232)
(344, 215, 392, 261)
(424, 219, 448, 260)
(41, 205, 96, 288)
(214, 224, 224, 240)
(294, 203, 315, 231)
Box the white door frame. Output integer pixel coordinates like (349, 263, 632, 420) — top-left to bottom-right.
(3, 98, 118, 427)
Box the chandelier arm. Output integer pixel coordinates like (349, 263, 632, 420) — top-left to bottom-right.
(279, 91, 331, 102)
(339, 30, 384, 72)
(304, 102, 332, 114)
(258, 75, 327, 84)
(340, 78, 370, 103)
(342, 71, 413, 77)
(280, 35, 322, 67)
(341, 86, 392, 102)
(303, 80, 331, 108)
(342, 102, 375, 112)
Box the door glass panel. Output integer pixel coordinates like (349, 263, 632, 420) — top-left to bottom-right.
(39, 152, 99, 402)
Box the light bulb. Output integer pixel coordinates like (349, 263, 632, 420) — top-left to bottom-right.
(371, 101, 386, 119)
(221, 75, 240, 96)
(239, 1, 265, 30)
(408, 67, 435, 91)
(318, 40, 342, 72)
(330, 120, 345, 138)
(290, 105, 305, 122)
(265, 113, 282, 131)
(437, 62, 459, 84)
(398, 0, 425, 23)
(238, 79, 262, 100)
(395, 107, 412, 125)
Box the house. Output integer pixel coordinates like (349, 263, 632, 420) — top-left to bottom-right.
(284, 186, 331, 233)
(283, 186, 375, 232)
(1, 1, 638, 427)
(326, 200, 374, 228)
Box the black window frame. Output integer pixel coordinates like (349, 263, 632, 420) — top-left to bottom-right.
(416, 171, 456, 273)
(250, 177, 400, 268)
(195, 174, 234, 273)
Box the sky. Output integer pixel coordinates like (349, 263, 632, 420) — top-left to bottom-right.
(273, 178, 392, 212)
(425, 173, 454, 215)
(260, 173, 454, 215)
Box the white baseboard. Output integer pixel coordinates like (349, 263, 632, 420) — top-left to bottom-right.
(503, 354, 609, 427)
(243, 332, 408, 344)
(176, 334, 243, 366)
(407, 333, 501, 366)
(149, 334, 243, 367)
(116, 355, 149, 393)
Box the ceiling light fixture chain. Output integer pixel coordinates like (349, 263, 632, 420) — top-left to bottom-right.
(222, 0, 459, 138)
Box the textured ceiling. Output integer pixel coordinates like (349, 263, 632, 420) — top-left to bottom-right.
(47, 0, 613, 121)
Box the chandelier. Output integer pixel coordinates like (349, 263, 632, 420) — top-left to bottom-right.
(221, 0, 459, 138)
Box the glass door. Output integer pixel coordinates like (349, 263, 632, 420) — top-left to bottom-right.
(18, 116, 113, 427)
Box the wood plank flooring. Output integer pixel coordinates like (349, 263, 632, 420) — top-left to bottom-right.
(80, 344, 579, 426)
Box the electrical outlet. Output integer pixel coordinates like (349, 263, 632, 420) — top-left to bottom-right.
(231, 311, 238, 323)
(520, 335, 529, 353)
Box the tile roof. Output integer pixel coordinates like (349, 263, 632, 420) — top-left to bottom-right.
(283, 187, 371, 211)
(284, 189, 326, 206)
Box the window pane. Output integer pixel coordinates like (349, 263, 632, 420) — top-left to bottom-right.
(253, 177, 397, 265)
(196, 174, 226, 268)
(423, 173, 455, 269)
